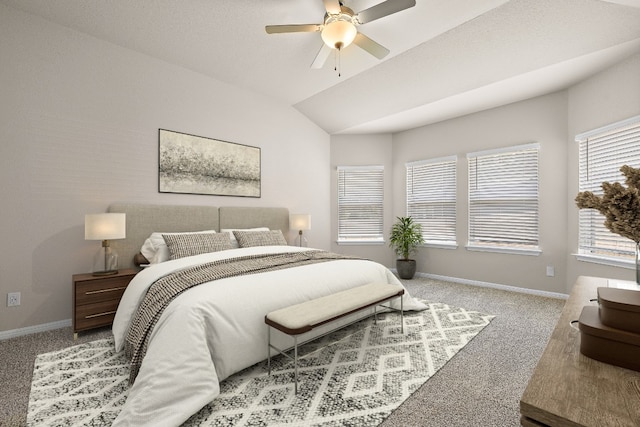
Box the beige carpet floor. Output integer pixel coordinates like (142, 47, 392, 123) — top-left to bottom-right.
(0, 277, 564, 426)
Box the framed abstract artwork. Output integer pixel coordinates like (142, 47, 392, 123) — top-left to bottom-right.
(158, 129, 261, 197)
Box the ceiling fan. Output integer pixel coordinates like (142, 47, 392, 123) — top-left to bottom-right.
(265, 0, 416, 70)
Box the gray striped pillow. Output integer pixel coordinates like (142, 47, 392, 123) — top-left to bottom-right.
(162, 232, 233, 260)
(233, 230, 288, 248)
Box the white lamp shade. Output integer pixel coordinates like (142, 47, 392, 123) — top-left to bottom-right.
(290, 214, 311, 231)
(321, 20, 357, 49)
(85, 213, 126, 240)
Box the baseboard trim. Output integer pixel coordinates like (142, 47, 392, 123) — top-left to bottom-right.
(0, 318, 72, 341)
(411, 271, 568, 300)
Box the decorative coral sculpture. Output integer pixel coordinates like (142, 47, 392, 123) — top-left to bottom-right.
(576, 165, 640, 282)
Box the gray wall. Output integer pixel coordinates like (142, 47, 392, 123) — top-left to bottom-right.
(392, 92, 569, 293)
(566, 53, 640, 286)
(0, 5, 330, 333)
(330, 134, 394, 266)
(331, 52, 640, 295)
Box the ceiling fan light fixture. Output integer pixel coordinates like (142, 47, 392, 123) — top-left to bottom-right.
(321, 20, 357, 50)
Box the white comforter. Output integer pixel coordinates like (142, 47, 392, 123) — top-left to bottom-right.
(111, 246, 426, 426)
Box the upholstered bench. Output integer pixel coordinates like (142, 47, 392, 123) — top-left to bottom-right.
(265, 282, 405, 393)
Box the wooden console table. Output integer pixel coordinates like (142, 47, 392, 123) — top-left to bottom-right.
(520, 276, 640, 426)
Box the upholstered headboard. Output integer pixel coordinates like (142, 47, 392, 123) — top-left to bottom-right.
(219, 206, 289, 232)
(108, 203, 289, 269)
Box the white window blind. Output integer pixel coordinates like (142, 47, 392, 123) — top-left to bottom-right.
(337, 165, 384, 243)
(577, 115, 640, 261)
(467, 143, 540, 251)
(406, 156, 457, 245)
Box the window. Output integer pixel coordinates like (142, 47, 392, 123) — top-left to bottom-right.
(337, 165, 384, 244)
(406, 156, 457, 247)
(577, 116, 640, 265)
(467, 143, 540, 254)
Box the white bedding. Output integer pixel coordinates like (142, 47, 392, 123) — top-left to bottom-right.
(111, 246, 427, 426)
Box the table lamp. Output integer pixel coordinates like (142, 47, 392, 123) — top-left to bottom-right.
(290, 214, 311, 247)
(85, 213, 126, 275)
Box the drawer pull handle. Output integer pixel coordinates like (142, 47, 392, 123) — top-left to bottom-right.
(569, 319, 579, 331)
(85, 286, 127, 295)
(85, 311, 116, 319)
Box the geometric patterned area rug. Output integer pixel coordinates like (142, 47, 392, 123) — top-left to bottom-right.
(27, 339, 129, 426)
(28, 301, 494, 427)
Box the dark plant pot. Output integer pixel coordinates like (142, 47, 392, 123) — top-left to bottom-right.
(396, 259, 417, 280)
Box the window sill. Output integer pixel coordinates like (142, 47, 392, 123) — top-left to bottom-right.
(422, 241, 458, 250)
(466, 244, 541, 256)
(337, 240, 385, 246)
(574, 253, 635, 270)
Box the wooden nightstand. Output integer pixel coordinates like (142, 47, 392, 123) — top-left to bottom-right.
(72, 268, 138, 339)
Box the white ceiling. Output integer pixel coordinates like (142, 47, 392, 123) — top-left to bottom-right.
(4, 0, 640, 134)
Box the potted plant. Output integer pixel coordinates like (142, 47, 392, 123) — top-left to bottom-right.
(389, 216, 424, 279)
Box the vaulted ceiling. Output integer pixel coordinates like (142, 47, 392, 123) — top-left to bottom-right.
(4, 0, 640, 134)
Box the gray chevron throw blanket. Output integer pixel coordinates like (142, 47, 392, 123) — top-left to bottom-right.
(125, 250, 360, 383)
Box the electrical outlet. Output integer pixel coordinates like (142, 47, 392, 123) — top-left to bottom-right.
(546, 266, 555, 277)
(7, 292, 20, 307)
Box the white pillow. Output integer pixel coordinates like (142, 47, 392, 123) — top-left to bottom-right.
(140, 230, 217, 264)
(220, 227, 269, 248)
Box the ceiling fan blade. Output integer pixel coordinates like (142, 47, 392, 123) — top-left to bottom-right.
(323, 0, 341, 14)
(356, 0, 416, 24)
(311, 44, 333, 69)
(265, 24, 321, 34)
(353, 32, 390, 59)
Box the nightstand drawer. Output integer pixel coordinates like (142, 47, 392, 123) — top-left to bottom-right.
(74, 274, 133, 306)
(72, 268, 138, 337)
(74, 299, 120, 331)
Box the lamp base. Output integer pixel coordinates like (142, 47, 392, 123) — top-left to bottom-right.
(92, 269, 119, 277)
(92, 245, 119, 276)
(294, 234, 308, 248)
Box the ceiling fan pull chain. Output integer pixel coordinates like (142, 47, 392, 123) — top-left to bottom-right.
(335, 46, 342, 77)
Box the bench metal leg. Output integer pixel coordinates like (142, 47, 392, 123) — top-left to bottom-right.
(377, 296, 405, 334)
(266, 327, 300, 394)
(270, 310, 390, 396)
(400, 295, 404, 334)
(294, 336, 298, 394)
(267, 325, 271, 375)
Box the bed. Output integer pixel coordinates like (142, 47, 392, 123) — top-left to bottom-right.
(107, 203, 427, 426)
